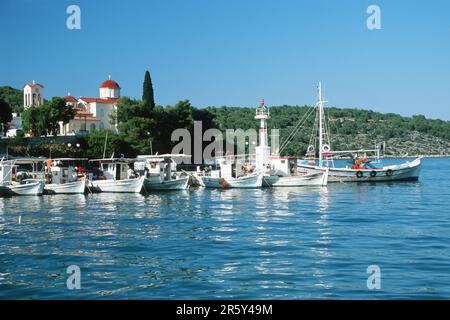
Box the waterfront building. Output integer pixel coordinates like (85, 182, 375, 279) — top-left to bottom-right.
(60, 77, 121, 135)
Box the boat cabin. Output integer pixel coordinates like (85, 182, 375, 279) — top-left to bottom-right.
(135, 154, 190, 182)
(209, 157, 253, 179)
(269, 156, 297, 176)
(47, 158, 86, 184)
(90, 159, 134, 181)
(0, 162, 17, 183)
(11, 157, 47, 180)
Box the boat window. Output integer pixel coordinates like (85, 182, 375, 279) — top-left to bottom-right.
(281, 160, 286, 163)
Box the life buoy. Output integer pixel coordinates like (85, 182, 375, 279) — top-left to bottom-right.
(386, 169, 393, 177)
(356, 171, 364, 178)
(321, 144, 331, 153)
(307, 145, 315, 153)
(370, 171, 377, 178)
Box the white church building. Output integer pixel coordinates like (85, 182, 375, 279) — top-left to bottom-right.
(20, 77, 121, 136)
(23, 81, 44, 108)
(60, 77, 121, 134)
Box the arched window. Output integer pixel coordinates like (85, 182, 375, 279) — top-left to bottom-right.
(99, 122, 104, 130)
(90, 123, 96, 132)
(32, 93, 36, 105)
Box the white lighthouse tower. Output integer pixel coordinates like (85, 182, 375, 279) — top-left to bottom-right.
(254, 98, 271, 171)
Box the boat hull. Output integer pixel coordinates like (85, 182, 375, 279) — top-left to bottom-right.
(190, 174, 204, 187)
(144, 176, 190, 191)
(299, 158, 422, 183)
(89, 176, 144, 193)
(200, 173, 263, 189)
(45, 179, 86, 194)
(7, 180, 44, 196)
(0, 185, 13, 197)
(263, 170, 328, 187)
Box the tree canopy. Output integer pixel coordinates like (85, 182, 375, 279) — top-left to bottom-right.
(0, 98, 13, 134)
(0, 86, 22, 113)
(21, 97, 76, 136)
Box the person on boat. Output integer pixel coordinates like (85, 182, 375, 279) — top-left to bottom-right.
(71, 166, 78, 181)
(127, 167, 134, 179)
(92, 167, 101, 180)
(352, 157, 369, 170)
(46, 159, 52, 172)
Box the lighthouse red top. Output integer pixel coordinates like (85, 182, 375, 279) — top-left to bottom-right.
(99, 79, 121, 89)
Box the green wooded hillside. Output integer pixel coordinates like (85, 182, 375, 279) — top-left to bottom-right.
(0, 86, 23, 113)
(207, 105, 450, 156)
(2, 83, 450, 158)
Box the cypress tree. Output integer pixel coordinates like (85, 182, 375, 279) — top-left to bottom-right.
(0, 98, 12, 135)
(142, 70, 155, 110)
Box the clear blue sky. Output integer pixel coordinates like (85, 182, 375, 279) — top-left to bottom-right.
(1, 0, 449, 119)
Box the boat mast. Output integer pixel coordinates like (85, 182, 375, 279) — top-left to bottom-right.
(318, 82, 323, 167)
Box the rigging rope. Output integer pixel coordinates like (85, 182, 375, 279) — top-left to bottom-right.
(278, 105, 316, 155)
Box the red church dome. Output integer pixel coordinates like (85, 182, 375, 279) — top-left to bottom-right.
(100, 79, 121, 89)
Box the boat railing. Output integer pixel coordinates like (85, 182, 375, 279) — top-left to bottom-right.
(255, 109, 269, 117)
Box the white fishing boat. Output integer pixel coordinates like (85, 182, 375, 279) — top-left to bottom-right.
(89, 158, 144, 193)
(297, 82, 422, 182)
(196, 157, 264, 189)
(262, 158, 328, 186)
(0, 158, 44, 196)
(44, 158, 87, 194)
(7, 179, 44, 196)
(135, 154, 190, 191)
(253, 99, 328, 187)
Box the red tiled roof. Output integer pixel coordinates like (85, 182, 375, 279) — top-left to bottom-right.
(65, 96, 78, 102)
(73, 116, 100, 121)
(24, 82, 44, 88)
(99, 79, 121, 89)
(76, 111, 93, 115)
(79, 97, 120, 104)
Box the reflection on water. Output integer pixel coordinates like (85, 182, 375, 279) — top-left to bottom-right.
(1, 158, 450, 299)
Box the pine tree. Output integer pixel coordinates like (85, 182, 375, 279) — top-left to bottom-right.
(142, 70, 155, 110)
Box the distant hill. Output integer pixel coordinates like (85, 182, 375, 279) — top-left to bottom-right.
(0, 86, 23, 113)
(207, 105, 450, 156)
(1, 83, 449, 157)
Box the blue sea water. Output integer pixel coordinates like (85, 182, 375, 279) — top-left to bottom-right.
(0, 157, 449, 299)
